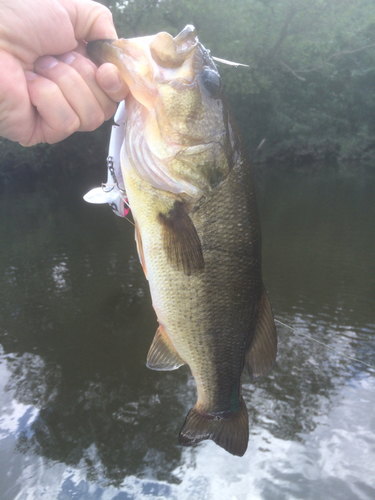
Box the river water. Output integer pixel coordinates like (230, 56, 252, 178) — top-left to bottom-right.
(0, 163, 374, 500)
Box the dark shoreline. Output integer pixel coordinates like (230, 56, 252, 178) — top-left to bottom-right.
(1, 131, 375, 191)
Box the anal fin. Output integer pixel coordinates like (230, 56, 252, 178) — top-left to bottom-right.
(246, 288, 277, 380)
(147, 324, 185, 371)
(158, 201, 204, 276)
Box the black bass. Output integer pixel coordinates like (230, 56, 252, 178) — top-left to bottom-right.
(88, 25, 277, 457)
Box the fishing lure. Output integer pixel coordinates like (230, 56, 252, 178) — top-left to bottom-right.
(83, 101, 129, 217)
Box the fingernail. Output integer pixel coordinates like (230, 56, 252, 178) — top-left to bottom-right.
(100, 69, 122, 92)
(25, 71, 38, 81)
(35, 56, 59, 70)
(59, 52, 75, 65)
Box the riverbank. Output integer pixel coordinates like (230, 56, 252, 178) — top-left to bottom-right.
(252, 139, 375, 169)
(1, 130, 375, 190)
(0, 123, 111, 191)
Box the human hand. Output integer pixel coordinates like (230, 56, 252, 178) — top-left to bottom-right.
(0, 0, 128, 146)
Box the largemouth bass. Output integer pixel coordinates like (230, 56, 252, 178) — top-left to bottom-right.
(88, 25, 277, 457)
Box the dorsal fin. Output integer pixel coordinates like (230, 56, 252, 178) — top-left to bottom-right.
(147, 324, 185, 371)
(158, 201, 204, 276)
(246, 288, 277, 380)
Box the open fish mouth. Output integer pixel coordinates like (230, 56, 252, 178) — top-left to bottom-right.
(87, 25, 198, 68)
(149, 24, 198, 68)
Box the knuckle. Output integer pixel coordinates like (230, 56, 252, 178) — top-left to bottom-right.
(62, 115, 81, 136)
(82, 109, 105, 132)
(80, 62, 96, 83)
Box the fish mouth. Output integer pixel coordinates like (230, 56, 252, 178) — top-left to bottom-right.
(87, 25, 200, 77)
(86, 39, 116, 66)
(149, 25, 198, 68)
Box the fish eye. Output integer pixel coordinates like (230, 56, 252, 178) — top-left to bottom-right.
(201, 69, 221, 97)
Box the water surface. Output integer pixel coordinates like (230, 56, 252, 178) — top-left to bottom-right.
(0, 164, 374, 499)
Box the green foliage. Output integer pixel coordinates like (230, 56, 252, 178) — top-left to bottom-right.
(2, 0, 375, 176)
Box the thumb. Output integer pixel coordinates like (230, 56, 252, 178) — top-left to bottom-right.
(64, 0, 117, 41)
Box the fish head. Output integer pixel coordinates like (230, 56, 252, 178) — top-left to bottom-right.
(88, 26, 237, 198)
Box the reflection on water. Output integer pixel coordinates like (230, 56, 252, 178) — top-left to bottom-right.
(0, 165, 374, 499)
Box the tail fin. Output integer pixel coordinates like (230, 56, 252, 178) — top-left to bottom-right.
(178, 399, 249, 456)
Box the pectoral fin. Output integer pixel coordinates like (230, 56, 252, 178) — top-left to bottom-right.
(147, 324, 185, 371)
(158, 201, 204, 276)
(246, 288, 277, 380)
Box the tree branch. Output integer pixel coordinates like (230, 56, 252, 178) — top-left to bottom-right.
(295, 43, 375, 74)
(279, 61, 307, 81)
